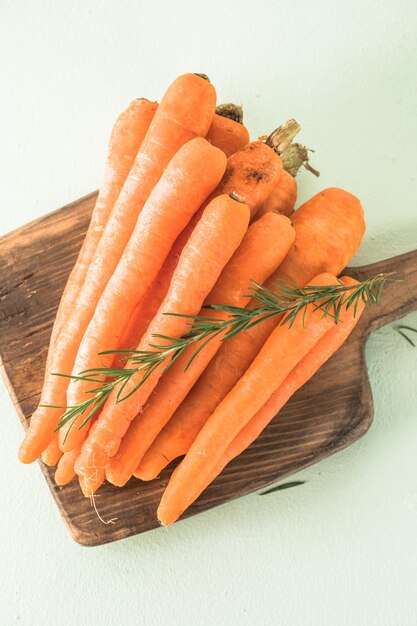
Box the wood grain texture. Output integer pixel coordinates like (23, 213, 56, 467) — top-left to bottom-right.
(1, 193, 417, 546)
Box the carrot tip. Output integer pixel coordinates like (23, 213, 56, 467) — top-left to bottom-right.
(18, 444, 37, 464)
(104, 468, 129, 488)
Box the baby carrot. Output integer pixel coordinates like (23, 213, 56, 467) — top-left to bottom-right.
(75, 194, 250, 495)
(19, 73, 216, 464)
(172, 277, 365, 508)
(157, 273, 341, 525)
(62, 138, 226, 451)
(106, 213, 295, 486)
(135, 188, 366, 480)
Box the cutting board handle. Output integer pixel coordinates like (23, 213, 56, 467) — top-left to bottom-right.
(348, 249, 417, 334)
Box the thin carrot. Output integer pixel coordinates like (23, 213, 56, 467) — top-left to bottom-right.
(54, 449, 78, 486)
(206, 113, 249, 156)
(157, 273, 342, 525)
(106, 213, 295, 486)
(62, 138, 226, 452)
(44, 98, 157, 458)
(135, 187, 366, 480)
(255, 170, 297, 219)
(113, 138, 284, 367)
(19, 73, 216, 464)
(173, 276, 365, 508)
(75, 194, 250, 495)
(49, 98, 157, 349)
(41, 437, 63, 467)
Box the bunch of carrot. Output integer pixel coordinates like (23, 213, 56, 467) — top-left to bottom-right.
(19, 73, 366, 526)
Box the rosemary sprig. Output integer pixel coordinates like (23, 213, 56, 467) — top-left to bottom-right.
(53, 273, 387, 432)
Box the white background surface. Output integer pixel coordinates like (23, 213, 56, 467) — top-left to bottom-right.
(1, 1, 417, 624)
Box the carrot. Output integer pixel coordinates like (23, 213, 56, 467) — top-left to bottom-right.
(206, 111, 249, 156)
(49, 98, 157, 350)
(19, 73, 216, 464)
(54, 449, 78, 486)
(106, 213, 295, 486)
(157, 273, 343, 525)
(61, 138, 226, 452)
(41, 437, 63, 467)
(255, 137, 320, 221)
(113, 138, 284, 367)
(43, 98, 157, 459)
(255, 170, 297, 219)
(112, 212, 202, 369)
(135, 187, 366, 480)
(75, 194, 250, 495)
(174, 276, 365, 507)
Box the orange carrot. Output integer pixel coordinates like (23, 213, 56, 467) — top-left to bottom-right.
(175, 276, 365, 506)
(206, 113, 249, 156)
(112, 213, 202, 369)
(157, 273, 342, 525)
(19, 73, 216, 464)
(41, 437, 63, 467)
(49, 98, 157, 349)
(106, 213, 295, 486)
(255, 170, 297, 219)
(62, 138, 226, 452)
(54, 449, 78, 486)
(43, 98, 157, 459)
(75, 194, 250, 495)
(135, 187, 365, 480)
(113, 139, 284, 367)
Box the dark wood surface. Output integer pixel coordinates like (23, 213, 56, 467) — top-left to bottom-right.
(1, 192, 416, 546)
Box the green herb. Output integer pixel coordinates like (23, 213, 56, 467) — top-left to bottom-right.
(51, 274, 387, 433)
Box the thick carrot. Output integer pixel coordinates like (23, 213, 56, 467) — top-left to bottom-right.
(106, 213, 295, 486)
(112, 212, 202, 369)
(135, 187, 366, 480)
(175, 276, 365, 507)
(206, 113, 249, 156)
(113, 139, 284, 368)
(75, 194, 250, 495)
(157, 273, 342, 525)
(41, 437, 63, 467)
(255, 170, 297, 219)
(54, 449, 78, 486)
(61, 138, 226, 452)
(19, 73, 216, 464)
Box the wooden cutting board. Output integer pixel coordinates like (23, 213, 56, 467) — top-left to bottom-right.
(1, 192, 416, 546)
